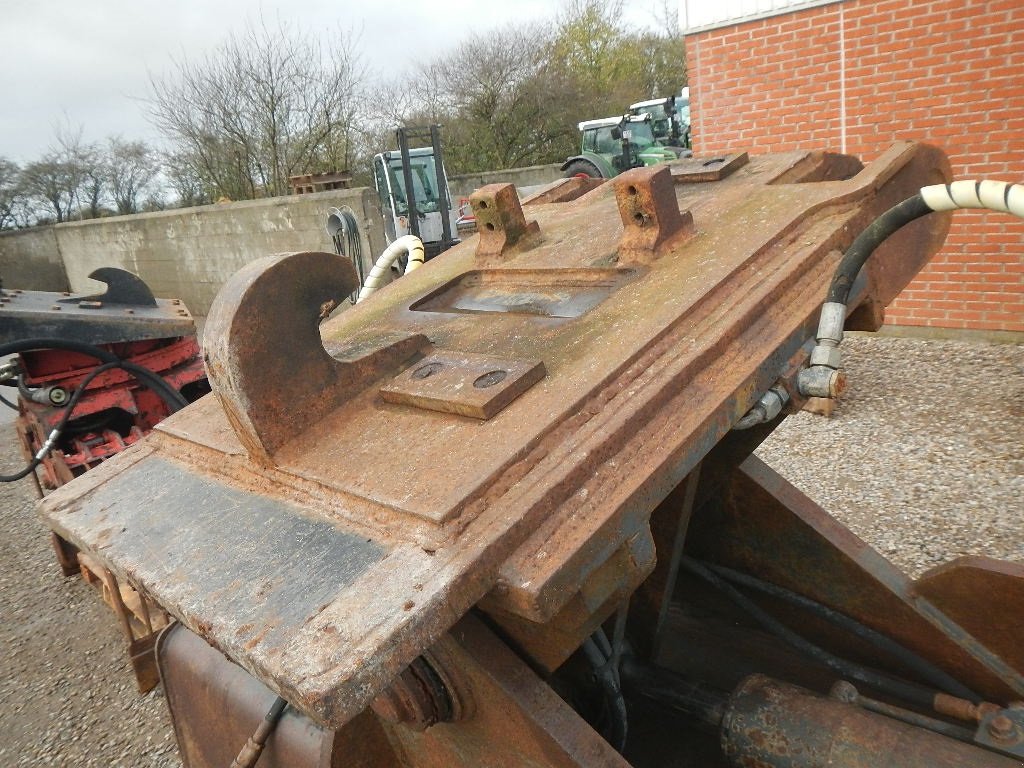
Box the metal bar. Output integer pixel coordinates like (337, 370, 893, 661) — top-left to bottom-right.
(396, 127, 420, 241)
(430, 124, 453, 252)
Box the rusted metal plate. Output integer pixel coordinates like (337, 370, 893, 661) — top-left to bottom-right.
(521, 176, 606, 206)
(913, 557, 1024, 673)
(159, 623, 343, 768)
(40, 142, 955, 730)
(380, 351, 545, 419)
(669, 152, 749, 183)
(411, 268, 637, 319)
(48, 454, 386, 666)
(0, 267, 194, 344)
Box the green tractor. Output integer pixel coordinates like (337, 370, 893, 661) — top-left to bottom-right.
(629, 87, 691, 150)
(560, 113, 685, 179)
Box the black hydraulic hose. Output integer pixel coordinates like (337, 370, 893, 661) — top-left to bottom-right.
(679, 557, 941, 711)
(827, 193, 933, 306)
(701, 559, 981, 702)
(229, 696, 288, 768)
(582, 636, 629, 753)
(0, 361, 120, 482)
(0, 338, 188, 412)
(619, 656, 728, 730)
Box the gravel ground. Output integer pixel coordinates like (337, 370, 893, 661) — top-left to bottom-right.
(757, 335, 1024, 576)
(0, 334, 1020, 765)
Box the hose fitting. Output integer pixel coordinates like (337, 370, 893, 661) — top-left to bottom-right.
(799, 301, 848, 398)
(734, 385, 790, 430)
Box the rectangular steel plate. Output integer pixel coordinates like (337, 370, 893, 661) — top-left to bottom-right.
(380, 351, 545, 419)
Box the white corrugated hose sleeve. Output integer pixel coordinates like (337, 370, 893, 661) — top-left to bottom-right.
(356, 235, 425, 303)
(920, 180, 1024, 219)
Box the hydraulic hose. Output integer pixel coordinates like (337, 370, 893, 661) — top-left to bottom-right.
(698, 559, 980, 701)
(0, 339, 189, 483)
(229, 696, 288, 768)
(0, 361, 120, 482)
(356, 235, 425, 303)
(800, 179, 1024, 398)
(326, 206, 365, 304)
(679, 556, 942, 710)
(582, 636, 629, 753)
(0, 339, 188, 412)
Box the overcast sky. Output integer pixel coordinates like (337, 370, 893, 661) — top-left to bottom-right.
(0, 0, 679, 163)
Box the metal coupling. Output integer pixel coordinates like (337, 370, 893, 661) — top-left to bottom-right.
(807, 301, 847, 370)
(734, 385, 790, 430)
(26, 385, 69, 407)
(0, 359, 19, 383)
(797, 365, 847, 399)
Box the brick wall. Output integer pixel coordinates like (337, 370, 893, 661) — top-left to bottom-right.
(686, 0, 1023, 332)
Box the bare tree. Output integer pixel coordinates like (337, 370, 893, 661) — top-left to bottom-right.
(106, 138, 161, 214)
(20, 155, 79, 223)
(146, 17, 364, 200)
(0, 157, 28, 230)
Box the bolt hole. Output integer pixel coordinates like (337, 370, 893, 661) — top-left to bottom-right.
(478, 200, 489, 209)
(485, 222, 495, 231)
(412, 362, 444, 380)
(633, 212, 645, 224)
(473, 370, 507, 389)
(627, 185, 638, 195)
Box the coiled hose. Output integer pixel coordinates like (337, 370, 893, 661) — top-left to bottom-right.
(326, 206, 365, 304)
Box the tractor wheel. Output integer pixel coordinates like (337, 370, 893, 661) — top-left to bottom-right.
(564, 160, 603, 179)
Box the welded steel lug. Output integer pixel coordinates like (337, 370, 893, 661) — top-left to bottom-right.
(79, 266, 159, 307)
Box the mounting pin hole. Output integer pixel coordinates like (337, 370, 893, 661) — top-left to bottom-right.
(413, 362, 444, 380)
(474, 370, 507, 388)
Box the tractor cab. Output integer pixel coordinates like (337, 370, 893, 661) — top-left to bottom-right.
(629, 87, 691, 149)
(562, 114, 679, 179)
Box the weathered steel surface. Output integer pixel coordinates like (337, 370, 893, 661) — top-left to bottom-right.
(380, 350, 545, 420)
(161, 616, 629, 767)
(913, 557, 1024, 674)
(40, 142, 954, 730)
(669, 152, 749, 184)
(159, 623, 343, 768)
(522, 176, 606, 206)
(721, 675, 1019, 768)
(685, 455, 1024, 701)
(203, 250, 429, 463)
(0, 267, 194, 344)
(379, 615, 632, 767)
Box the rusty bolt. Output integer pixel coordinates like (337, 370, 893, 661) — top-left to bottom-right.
(370, 656, 457, 732)
(988, 714, 1017, 742)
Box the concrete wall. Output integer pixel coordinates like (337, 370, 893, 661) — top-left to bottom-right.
(0, 188, 385, 318)
(0, 164, 565, 319)
(0, 226, 68, 292)
(686, 0, 1023, 332)
(448, 164, 564, 200)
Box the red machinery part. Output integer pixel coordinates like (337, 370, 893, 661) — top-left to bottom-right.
(15, 335, 208, 489)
